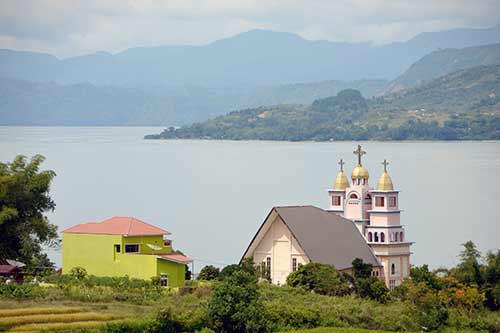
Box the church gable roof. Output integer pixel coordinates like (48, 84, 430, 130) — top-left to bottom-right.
(244, 205, 380, 270)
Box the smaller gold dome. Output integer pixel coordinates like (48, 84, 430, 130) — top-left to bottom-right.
(351, 165, 369, 179)
(377, 172, 394, 191)
(334, 171, 350, 190)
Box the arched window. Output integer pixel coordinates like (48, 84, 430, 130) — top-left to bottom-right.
(395, 232, 399, 242)
(368, 232, 373, 242)
(380, 232, 385, 242)
(390, 232, 394, 242)
(350, 193, 359, 199)
(391, 263, 396, 275)
(374, 232, 379, 242)
(400, 232, 404, 242)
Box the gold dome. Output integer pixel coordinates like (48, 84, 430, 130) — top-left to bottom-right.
(334, 171, 350, 190)
(351, 165, 369, 180)
(377, 172, 394, 191)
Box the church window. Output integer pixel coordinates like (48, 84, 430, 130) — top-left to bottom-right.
(380, 232, 385, 242)
(350, 193, 359, 199)
(368, 232, 373, 242)
(374, 232, 379, 242)
(292, 258, 297, 272)
(125, 244, 139, 253)
(375, 196, 385, 207)
(389, 196, 397, 207)
(332, 195, 341, 206)
(389, 280, 396, 290)
(266, 257, 271, 270)
(391, 263, 396, 275)
(400, 232, 404, 242)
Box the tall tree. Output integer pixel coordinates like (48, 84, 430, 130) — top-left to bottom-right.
(454, 241, 483, 286)
(0, 155, 57, 268)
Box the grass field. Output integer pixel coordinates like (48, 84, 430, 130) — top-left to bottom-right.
(0, 301, 146, 332)
(280, 328, 488, 333)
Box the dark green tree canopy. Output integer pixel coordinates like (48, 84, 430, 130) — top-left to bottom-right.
(286, 262, 351, 296)
(0, 155, 57, 268)
(197, 265, 220, 281)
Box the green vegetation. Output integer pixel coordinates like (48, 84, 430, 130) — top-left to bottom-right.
(197, 265, 220, 281)
(0, 154, 58, 269)
(146, 64, 500, 141)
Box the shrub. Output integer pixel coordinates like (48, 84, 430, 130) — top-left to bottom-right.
(208, 270, 269, 333)
(356, 277, 389, 303)
(69, 267, 88, 280)
(287, 263, 351, 296)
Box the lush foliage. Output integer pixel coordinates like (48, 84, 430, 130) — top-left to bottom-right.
(148, 65, 500, 141)
(286, 263, 350, 296)
(198, 265, 220, 280)
(0, 154, 57, 269)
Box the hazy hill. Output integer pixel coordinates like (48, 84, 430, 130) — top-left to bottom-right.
(1, 25, 500, 85)
(147, 64, 500, 141)
(383, 43, 500, 94)
(0, 77, 386, 126)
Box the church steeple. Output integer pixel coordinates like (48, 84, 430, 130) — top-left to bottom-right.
(351, 145, 369, 182)
(334, 159, 350, 190)
(376, 159, 394, 191)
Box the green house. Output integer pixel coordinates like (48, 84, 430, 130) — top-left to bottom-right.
(62, 216, 192, 287)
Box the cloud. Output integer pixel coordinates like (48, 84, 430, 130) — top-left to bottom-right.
(0, 0, 499, 57)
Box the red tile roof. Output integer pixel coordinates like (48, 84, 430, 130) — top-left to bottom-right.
(0, 265, 20, 274)
(158, 253, 193, 264)
(63, 216, 171, 236)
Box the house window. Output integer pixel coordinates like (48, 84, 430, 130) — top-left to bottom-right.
(375, 196, 385, 207)
(114, 244, 121, 253)
(332, 195, 341, 206)
(391, 263, 396, 275)
(389, 196, 397, 207)
(125, 244, 139, 253)
(389, 280, 396, 290)
(292, 258, 297, 272)
(160, 273, 169, 287)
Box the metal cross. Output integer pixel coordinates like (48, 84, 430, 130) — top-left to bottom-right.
(382, 159, 389, 172)
(353, 145, 366, 166)
(338, 158, 345, 172)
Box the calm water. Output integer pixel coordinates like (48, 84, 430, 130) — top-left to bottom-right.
(1, 126, 499, 270)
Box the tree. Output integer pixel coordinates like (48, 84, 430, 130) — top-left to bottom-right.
(454, 241, 483, 286)
(0, 155, 57, 268)
(198, 265, 220, 281)
(352, 258, 373, 279)
(411, 265, 442, 290)
(208, 269, 269, 333)
(286, 262, 351, 296)
(357, 277, 389, 303)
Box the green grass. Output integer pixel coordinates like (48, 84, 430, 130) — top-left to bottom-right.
(280, 328, 488, 333)
(10, 319, 125, 332)
(0, 312, 124, 328)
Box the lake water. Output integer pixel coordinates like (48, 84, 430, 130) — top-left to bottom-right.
(1, 126, 499, 270)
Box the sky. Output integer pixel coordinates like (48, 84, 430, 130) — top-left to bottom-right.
(1, 0, 500, 58)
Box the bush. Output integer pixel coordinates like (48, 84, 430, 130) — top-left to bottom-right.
(356, 277, 389, 303)
(69, 267, 87, 280)
(208, 270, 269, 333)
(287, 263, 351, 296)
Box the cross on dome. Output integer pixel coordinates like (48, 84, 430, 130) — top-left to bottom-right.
(353, 145, 366, 166)
(338, 158, 345, 172)
(382, 159, 389, 172)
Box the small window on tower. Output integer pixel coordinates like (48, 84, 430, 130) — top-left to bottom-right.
(350, 193, 359, 199)
(332, 196, 341, 206)
(389, 196, 397, 207)
(375, 196, 385, 207)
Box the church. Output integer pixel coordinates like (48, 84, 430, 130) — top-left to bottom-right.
(241, 145, 412, 289)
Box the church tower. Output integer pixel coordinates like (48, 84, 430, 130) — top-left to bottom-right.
(327, 145, 412, 289)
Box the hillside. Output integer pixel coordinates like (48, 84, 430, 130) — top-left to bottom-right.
(0, 78, 386, 126)
(383, 43, 500, 94)
(146, 65, 500, 141)
(1, 25, 500, 86)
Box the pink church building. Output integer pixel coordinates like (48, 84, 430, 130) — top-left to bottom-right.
(328, 145, 412, 288)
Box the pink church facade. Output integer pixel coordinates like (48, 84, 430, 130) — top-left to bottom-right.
(327, 145, 412, 289)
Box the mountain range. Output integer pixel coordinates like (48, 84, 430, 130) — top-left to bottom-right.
(1, 24, 500, 126)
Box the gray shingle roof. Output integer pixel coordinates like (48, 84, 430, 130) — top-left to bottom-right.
(274, 206, 380, 270)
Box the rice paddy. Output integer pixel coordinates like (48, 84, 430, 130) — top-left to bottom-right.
(0, 305, 131, 332)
